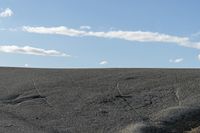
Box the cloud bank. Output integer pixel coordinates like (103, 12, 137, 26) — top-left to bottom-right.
(0, 8, 13, 17)
(22, 26, 200, 50)
(0, 45, 69, 57)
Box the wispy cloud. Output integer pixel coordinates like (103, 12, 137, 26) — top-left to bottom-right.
(191, 32, 200, 37)
(0, 45, 69, 57)
(0, 28, 18, 32)
(23, 26, 200, 50)
(0, 8, 13, 17)
(23, 26, 86, 36)
(99, 60, 108, 65)
(169, 58, 184, 63)
(80, 25, 91, 30)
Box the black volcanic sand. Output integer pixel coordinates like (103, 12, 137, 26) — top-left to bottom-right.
(1, 68, 200, 133)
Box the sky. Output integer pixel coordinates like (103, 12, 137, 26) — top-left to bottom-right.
(1, 0, 200, 68)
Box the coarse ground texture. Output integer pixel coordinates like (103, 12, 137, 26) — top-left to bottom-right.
(185, 126, 200, 133)
(0, 68, 200, 133)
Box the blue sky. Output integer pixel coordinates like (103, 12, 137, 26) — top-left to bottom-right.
(1, 0, 200, 68)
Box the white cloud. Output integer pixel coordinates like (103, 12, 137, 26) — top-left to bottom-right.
(99, 60, 108, 65)
(22, 26, 200, 50)
(169, 58, 183, 63)
(24, 64, 29, 67)
(0, 45, 70, 57)
(198, 55, 200, 61)
(0, 8, 13, 17)
(80, 26, 91, 30)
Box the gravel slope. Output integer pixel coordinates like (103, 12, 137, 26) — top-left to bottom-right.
(0, 68, 200, 133)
